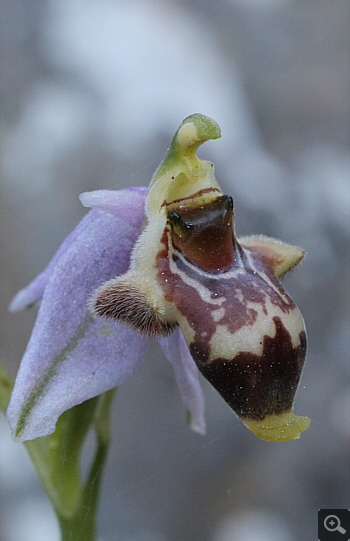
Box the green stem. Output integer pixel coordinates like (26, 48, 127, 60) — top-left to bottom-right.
(0, 363, 13, 412)
(57, 390, 116, 541)
(0, 362, 117, 541)
(58, 511, 96, 541)
(58, 440, 109, 541)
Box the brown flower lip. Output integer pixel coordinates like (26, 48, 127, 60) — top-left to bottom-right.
(156, 193, 309, 440)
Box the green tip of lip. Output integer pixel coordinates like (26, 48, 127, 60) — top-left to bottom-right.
(242, 410, 311, 442)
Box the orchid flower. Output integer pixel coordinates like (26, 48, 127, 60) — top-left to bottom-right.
(7, 114, 310, 443)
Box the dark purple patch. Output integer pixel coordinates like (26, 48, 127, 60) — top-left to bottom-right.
(199, 317, 307, 420)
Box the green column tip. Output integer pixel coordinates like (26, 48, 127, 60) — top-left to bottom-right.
(172, 113, 221, 152)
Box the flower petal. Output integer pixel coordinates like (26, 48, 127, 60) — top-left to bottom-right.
(7, 208, 148, 441)
(79, 186, 147, 228)
(9, 211, 99, 312)
(9, 187, 147, 312)
(158, 329, 206, 435)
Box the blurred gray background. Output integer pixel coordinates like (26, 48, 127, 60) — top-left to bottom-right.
(0, 0, 349, 540)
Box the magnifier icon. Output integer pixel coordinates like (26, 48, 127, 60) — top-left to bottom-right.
(324, 515, 347, 534)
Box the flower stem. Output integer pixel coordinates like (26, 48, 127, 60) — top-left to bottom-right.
(58, 510, 97, 541)
(0, 363, 13, 412)
(0, 362, 117, 541)
(58, 390, 116, 541)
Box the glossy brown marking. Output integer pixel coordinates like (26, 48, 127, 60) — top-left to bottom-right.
(91, 280, 177, 336)
(199, 317, 307, 420)
(167, 195, 235, 273)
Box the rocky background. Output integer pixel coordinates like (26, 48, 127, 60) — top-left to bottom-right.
(0, 1, 349, 540)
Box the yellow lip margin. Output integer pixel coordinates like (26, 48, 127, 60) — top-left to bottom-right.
(242, 410, 311, 441)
